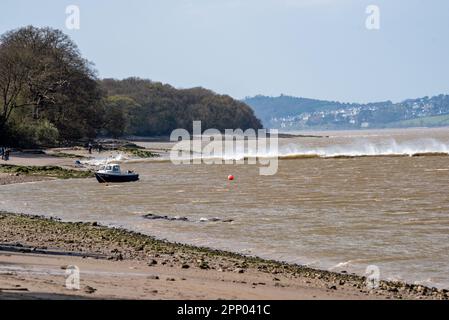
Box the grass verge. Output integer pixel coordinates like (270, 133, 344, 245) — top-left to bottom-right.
(0, 164, 94, 179)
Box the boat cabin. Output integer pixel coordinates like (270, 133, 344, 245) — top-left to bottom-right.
(99, 164, 122, 174)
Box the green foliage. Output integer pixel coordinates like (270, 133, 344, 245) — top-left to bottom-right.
(2, 118, 60, 148)
(384, 114, 449, 128)
(0, 26, 103, 146)
(0, 164, 94, 179)
(119, 147, 159, 158)
(33, 120, 59, 146)
(102, 95, 141, 138)
(100, 78, 263, 137)
(47, 151, 85, 159)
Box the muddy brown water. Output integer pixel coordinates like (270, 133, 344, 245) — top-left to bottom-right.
(1, 128, 449, 288)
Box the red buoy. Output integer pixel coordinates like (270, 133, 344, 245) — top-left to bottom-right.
(228, 175, 235, 181)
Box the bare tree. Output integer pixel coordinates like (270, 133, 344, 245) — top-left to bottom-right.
(0, 26, 97, 134)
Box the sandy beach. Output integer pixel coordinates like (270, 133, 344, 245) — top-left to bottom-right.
(2, 213, 443, 300)
(0, 150, 448, 300)
(0, 245, 372, 300)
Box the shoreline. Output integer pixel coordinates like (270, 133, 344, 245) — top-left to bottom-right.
(1, 158, 448, 300)
(0, 210, 446, 300)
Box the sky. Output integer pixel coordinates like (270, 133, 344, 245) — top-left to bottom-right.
(1, 0, 449, 103)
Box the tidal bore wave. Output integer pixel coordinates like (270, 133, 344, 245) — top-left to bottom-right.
(276, 138, 449, 160)
(81, 138, 449, 165)
(234, 138, 449, 161)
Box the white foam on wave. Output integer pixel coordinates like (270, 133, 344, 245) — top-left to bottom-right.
(200, 138, 449, 160)
(279, 138, 449, 158)
(80, 153, 129, 166)
(102, 138, 449, 163)
(329, 261, 353, 270)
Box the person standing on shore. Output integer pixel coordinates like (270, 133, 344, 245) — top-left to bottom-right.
(4, 148, 10, 161)
(0, 147, 4, 160)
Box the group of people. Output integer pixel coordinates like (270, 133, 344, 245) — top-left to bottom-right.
(0, 147, 11, 161)
(87, 142, 103, 154)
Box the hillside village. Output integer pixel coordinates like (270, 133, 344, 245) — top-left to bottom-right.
(245, 94, 449, 130)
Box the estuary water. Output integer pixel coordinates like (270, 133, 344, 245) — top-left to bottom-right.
(1, 128, 449, 288)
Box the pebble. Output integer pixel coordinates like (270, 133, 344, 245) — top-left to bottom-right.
(83, 286, 96, 294)
(114, 253, 123, 261)
(148, 259, 158, 266)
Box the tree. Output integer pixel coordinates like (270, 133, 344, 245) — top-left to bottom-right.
(0, 26, 263, 144)
(0, 26, 102, 144)
(100, 78, 263, 137)
(102, 95, 142, 137)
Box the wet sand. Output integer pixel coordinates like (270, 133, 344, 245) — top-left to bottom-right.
(1, 212, 447, 300)
(0, 249, 372, 300)
(1, 152, 75, 168)
(0, 151, 448, 300)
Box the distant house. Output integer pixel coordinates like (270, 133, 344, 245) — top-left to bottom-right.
(361, 122, 370, 128)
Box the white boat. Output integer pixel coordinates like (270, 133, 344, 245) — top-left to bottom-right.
(95, 164, 139, 183)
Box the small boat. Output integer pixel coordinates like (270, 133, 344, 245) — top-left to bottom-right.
(95, 164, 139, 183)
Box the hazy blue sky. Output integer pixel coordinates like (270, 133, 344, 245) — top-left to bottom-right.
(1, 0, 448, 103)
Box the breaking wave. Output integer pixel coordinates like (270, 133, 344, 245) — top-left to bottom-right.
(80, 153, 129, 166)
(196, 138, 449, 161)
(277, 138, 449, 159)
(81, 138, 449, 165)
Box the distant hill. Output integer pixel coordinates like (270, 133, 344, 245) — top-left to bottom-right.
(100, 78, 263, 137)
(243, 94, 449, 130)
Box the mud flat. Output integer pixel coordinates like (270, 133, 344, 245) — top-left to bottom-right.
(0, 212, 446, 300)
